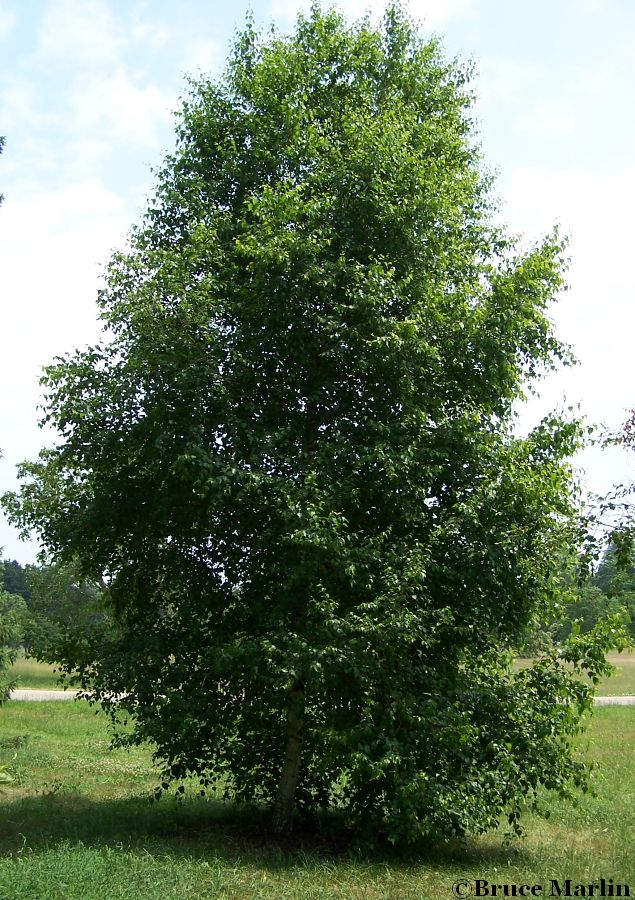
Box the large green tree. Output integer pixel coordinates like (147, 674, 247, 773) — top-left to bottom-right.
(2, 7, 618, 842)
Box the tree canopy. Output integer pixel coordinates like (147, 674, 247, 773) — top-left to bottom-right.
(1, 6, 620, 844)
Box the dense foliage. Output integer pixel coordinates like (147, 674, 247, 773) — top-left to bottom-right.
(0, 559, 31, 603)
(22, 562, 109, 662)
(1, 7, 622, 843)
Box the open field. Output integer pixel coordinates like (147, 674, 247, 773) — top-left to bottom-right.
(8, 653, 63, 690)
(0, 701, 633, 899)
(513, 649, 635, 696)
(11, 648, 635, 695)
(582, 649, 635, 695)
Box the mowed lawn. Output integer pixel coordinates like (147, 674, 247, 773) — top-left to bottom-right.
(0, 699, 633, 899)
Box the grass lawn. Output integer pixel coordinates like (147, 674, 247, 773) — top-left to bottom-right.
(512, 649, 635, 696)
(589, 650, 635, 695)
(0, 701, 633, 899)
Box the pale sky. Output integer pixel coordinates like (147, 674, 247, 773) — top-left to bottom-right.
(1, 0, 634, 563)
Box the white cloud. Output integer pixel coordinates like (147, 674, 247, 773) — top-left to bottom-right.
(131, 18, 170, 50)
(503, 164, 635, 256)
(0, 177, 129, 309)
(269, 0, 474, 27)
(6, 3, 180, 174)
(504, 163, 635, 427)
(62, 137, 111, 179)
(70, 69, 173, 147)
(578, 0, 610, 12)
(0, 2, 16, 40)
(517, 98, 578, 138)
(408, 0, 475, 27)
(36, 0, 186, 68)
(503, 164, 635, 497)
(0, 179, 130, 469)
(476, 57, 540, 105)
(37, 0, 124, 68)
(268, 0, 320, 25)
(0, 175, 128, 472)
(181, 38, 223, 78)
(0, 74, 48, 136)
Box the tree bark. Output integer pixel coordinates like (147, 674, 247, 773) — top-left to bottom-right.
(272, 679, 304, 835)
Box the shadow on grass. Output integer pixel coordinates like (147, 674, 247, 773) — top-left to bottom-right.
(0, 790, 536, 872)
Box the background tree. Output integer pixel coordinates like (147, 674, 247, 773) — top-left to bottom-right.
(0, 591, 24, 702)
(579, 407, 635, 640)
(516, 545, 634, 652)
(22, 562, 108, 662)
(0, 479, 25, 702)
(591, 411, 635, 638)
(0, 537, 26, 701)
(2, 7, 622, 844)
(0, 559, 31, 603)
(0, 558, 107, 659)
(554, 581, 630, 642)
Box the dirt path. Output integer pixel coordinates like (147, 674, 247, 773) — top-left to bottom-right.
(7, 690, 635, 704)
(593, 695, 635, 706)
(8, 689, 79, 701)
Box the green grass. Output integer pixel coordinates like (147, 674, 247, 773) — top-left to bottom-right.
(513, 649, 635, 696)
(8, 652, 64, 690)
(596, 650, 635, 695)
(0, 701, 633, 898)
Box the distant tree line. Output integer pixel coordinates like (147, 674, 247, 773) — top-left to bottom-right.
(0, 559, 110, 670)
(516, 543, 634, 655)
(1, 548, 632, 670)
(0, 568, 25, 699)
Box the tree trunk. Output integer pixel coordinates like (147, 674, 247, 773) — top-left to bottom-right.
(272, 679, 304, 835)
